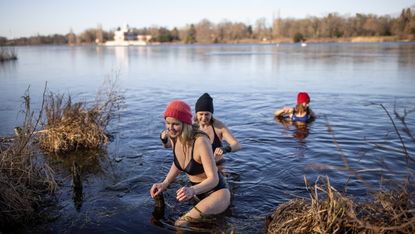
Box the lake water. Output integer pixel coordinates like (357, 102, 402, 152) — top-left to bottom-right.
(1, 43, 415, 233)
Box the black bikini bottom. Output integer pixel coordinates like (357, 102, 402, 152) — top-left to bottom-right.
(190, 172, 228, 200)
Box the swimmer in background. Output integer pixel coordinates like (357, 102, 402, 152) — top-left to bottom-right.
(274, 92, 316, 123)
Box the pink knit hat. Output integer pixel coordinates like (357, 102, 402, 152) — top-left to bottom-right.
(297, 92, 310, 104)
(164, 100, 192, 125)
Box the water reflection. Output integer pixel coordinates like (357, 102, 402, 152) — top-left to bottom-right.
(274, 116, 310, 140)
(48, 149, 111, 212)
(0, 59, 17, 73)
(115, 47, 129, 68)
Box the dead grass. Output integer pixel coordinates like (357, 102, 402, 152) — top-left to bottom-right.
(38, 74, 124, 153)
(0, 73, 123, 230)
(0, 88, 57, 229)
(268, 176, 414, 233)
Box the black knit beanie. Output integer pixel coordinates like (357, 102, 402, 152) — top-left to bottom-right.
(195, 93, 214, 113)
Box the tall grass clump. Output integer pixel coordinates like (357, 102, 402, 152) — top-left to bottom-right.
(268, 105, 415, 233)
(0, 47, 17, 62)
(268, 176, 414, 233)
(0, 89, 57, 230)
(38, 75, 124, 153)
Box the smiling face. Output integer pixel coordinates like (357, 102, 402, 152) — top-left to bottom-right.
(196, 111, 212, 125)
(165, 117, 183, 138)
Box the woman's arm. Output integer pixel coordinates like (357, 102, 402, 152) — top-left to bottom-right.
(150, 162, 180, 197)
(274, 106, 293, 117)
(216, 120, 240, 153)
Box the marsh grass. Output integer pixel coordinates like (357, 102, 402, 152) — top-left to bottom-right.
(268, 105, 415, 234)
(0, 74, 123, 230)
(0, 88, 57, 230)
(38, 75, 124, 153)
(268, 176, 414, 233)
(0, 47, 17, 62)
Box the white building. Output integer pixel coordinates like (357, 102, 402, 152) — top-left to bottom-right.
(105, 25, 152, 46)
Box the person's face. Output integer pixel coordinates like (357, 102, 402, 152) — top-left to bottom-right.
(196, 111, 212, 125)
(165, 117, 183, 138)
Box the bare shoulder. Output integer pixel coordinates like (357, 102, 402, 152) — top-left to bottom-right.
(213, 118, 226, 129)
(195, 134, 210, 146)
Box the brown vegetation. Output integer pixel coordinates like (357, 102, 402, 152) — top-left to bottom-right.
(267, 176, 414, 233)
(38, 76, 124, 153)
(0, 89, 57, 230)
(0, 75, 123, 230)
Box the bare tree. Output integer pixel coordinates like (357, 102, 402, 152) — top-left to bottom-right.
(195, 19, 215, 43)
(254, 17, 271, 41)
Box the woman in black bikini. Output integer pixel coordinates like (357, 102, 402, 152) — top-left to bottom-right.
(193, 93, 241, 162)
(150, 100, 230, 226)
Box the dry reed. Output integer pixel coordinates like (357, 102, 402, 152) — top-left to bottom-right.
(0, 88, 57, 230)
(0, 47, 17, 62)
(268, 176, 414, 233)
(0, 73, 123, 229)
(38, 75, 124, 153)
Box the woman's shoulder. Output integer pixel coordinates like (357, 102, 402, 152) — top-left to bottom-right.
(194, 130, 209, 140)
(194, 132, 211, 147)
(212, 118, 226, 129)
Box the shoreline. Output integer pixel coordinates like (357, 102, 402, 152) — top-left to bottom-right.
(4, 36, 414, 47)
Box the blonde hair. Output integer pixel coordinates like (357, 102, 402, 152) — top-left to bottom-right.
(295, 104, 308, 116)
(178, 123, 209, 152)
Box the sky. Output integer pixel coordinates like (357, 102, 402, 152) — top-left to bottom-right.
(1, 0, 414, 39)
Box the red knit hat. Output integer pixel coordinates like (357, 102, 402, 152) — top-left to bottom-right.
(297, 92, 310, 104)
(164, 100, 192, 125)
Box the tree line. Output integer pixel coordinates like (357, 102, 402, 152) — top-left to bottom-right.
(1, 7, 414, 46)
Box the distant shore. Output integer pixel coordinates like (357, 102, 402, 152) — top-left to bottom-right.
(205, 36, 413, 44)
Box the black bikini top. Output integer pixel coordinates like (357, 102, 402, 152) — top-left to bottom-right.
(211, 125, 222, 151)
(173, 140, 205, 176)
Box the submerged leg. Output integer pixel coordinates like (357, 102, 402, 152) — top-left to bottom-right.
(175, 188, 230, 227)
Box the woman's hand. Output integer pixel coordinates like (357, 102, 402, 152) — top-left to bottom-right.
(160, 129, 169, 139)
(214, 147, 224, 161)
(160, 129, 169, 144)
(150, 182, 167, 198)
(176, 186, 196, 202)
(283, 106, 293, 113)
